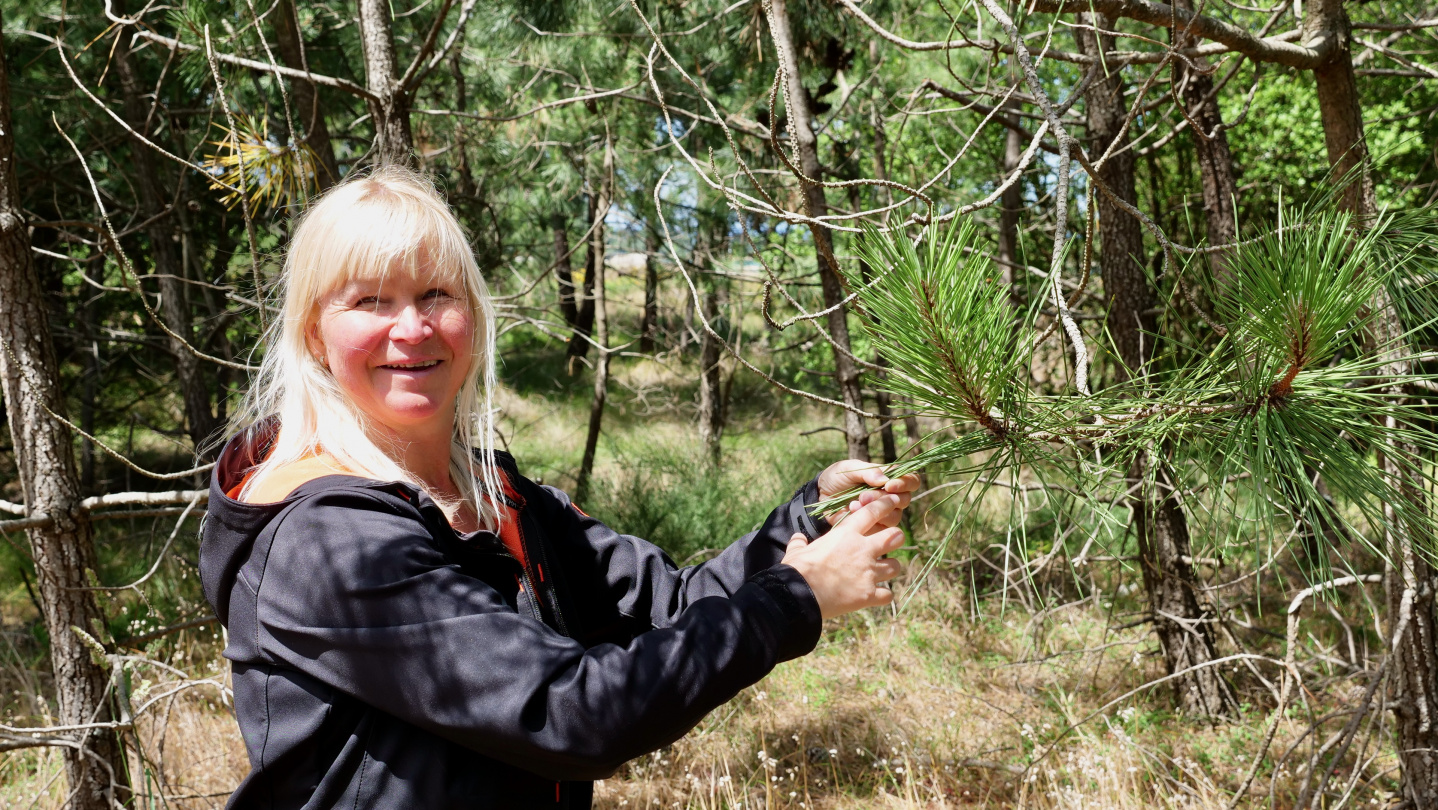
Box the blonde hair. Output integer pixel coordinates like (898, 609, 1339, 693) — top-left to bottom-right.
(230, 166, 502, 529)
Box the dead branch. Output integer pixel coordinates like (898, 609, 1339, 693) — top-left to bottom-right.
(129, 30, 375, 100)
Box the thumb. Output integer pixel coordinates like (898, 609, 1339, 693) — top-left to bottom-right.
(786, 532, 809, 555)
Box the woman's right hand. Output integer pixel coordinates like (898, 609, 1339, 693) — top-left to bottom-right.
(780, 494, 906, 620)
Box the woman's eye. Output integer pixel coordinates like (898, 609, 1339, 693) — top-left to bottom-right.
(423, 288, 454, 301)
(355, 295, 380, 307)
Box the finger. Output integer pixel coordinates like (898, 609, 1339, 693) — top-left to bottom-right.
(862, 466, 889, 488)
(871, 507, 901, 528)
(875, 558, 903, 582)
(786, 532, 808, 555)
(869, 585, 895, 608)
(845, 493, 902, 534)
(893, 473, 922, 493)
(867, 526, 906, 555)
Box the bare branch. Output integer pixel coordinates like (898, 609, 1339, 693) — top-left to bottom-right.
(1023, 0, 1330, 68)
(131, 30, 376, 101)
(414, 82, 640, 122)
(396, 0, 460, 92)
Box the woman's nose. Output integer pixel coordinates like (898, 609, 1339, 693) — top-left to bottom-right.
(389, 303, 433, 343)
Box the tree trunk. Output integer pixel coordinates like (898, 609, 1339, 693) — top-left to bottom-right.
(77, 268, 100, 492)
(1305, 0, 1438, 795)
(765, 0, 868, 461)
(113, 17, 219, 456)
(848, 183, 897, 464)
(1133, 456, 1237, 715)
(274, 0, 341, 189)
(574, 136, 613, 504)
(998, 101, 1023, 299)
(567, 192, 598, 360)
(639, 230, 659, 353)
(448, 49, 476, 198)
(1079, 16, 1235, 719)
(1386, 550, 1438, 809)
(696, 230, 725, 466)
(1305, 0, 1376, 218)
(356, 0, 414, 167)
(0, 24, 129, 807)
(552, 213, 579, 329)
(871, 106, 926, 472)
(1172, 0, 1238, 274)
(1374, 320, 1438, 810)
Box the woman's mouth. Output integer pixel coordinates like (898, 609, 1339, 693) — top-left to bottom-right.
(380, 360, 441, 370)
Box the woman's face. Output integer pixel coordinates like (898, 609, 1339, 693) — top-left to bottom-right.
(311, 248, 474, 441)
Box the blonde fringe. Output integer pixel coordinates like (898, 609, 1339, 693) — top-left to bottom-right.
(222, 166, 503, 530)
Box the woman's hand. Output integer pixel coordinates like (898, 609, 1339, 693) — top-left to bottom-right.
(781, 495, 906, 620)
(817, 460, 922, 528)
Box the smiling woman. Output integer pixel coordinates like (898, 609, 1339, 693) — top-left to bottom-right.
(229, 169, 502, 530)
(199, 166, 918, 809)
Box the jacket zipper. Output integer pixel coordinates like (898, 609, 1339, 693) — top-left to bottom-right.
(499, 467, 571, 639)
(517, 569, 545, 624)
(514, 498, 571, 638)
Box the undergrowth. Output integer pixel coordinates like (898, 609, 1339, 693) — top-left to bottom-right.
(0, 326, 1405, 808)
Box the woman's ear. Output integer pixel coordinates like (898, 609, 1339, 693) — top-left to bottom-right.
(305, 322, 329, 369)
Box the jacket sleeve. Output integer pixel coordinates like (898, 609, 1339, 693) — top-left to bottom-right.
(253, 489, 822, 781)
(529, 478, 831, 632)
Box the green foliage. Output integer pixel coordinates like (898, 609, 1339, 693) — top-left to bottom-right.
(849, 219, 1027, 437)
(1162, 203, 1438, 565)
(583, 439, 830, 563)
(1211, 209, 1383, 390)
(839, 202, 1438, 575)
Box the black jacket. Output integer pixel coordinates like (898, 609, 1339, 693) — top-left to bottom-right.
(200, 428, 827, 809)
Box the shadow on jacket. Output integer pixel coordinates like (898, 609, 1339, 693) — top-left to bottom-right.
(200, 425, 827, 808)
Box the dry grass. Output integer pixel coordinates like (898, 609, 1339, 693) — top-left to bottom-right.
(589, 580, 1262, 810)
(0, 378, 1402, 808)
(0, 573, 1398, 808)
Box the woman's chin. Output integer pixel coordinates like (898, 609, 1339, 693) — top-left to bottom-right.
(371, 399, 452, 433)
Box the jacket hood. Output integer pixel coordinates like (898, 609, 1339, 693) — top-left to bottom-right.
(201, 424, 291, 627)
(200, 424, 519, 628)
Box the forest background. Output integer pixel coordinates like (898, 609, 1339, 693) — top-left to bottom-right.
(1, 0, 1438, 807)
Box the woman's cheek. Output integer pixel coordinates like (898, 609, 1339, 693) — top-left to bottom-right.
(441, 309, 476, 368)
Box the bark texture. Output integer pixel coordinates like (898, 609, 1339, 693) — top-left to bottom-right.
(0, 23, 128, 808)
(640, 230, 659, 354)
(1304, 0, 1376, 217)
(574, 136, 613, 504)
(848, 183, 897, 463)
(765, 0, 868, 461)
(1376, 332, 1438, 810)
(1173, 0, 1239, 273)
(552, 213, 579, 329)
(998, 99, 1023, 294)
(1305, 0, 1438, 798)
(357, 0, 415, 167)
(274, 0, 341, 189)
(696, 228, 728, 466)
(1079, 15, 1235, 719)
(567, 192, 598, 360)
(113, 19, 219, 455)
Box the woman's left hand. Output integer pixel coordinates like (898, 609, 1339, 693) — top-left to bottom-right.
(816, 460, 921, 528)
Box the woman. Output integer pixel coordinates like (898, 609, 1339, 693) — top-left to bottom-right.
(201, 167, 918, 809)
